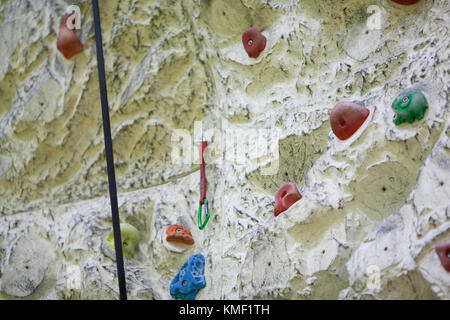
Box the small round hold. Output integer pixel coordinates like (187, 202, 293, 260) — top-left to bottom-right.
(242, 28, 266, 59)
(391, 0, 420, 4)
(330, 102, 370, 140)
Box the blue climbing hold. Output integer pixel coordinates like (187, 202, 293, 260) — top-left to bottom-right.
(170, 254, 206, 300)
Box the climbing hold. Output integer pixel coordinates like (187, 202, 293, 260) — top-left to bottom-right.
(274, 182, 302, 216)
(56, 13, 83, 59)
(242, 28, 266, 59)
(330, 101, 370, 140)
(391, 0, 420, 4)
(107, 223, 140, 258)
(392, 91, 428, 125)
(166, 225, 194, 245)
(435, 242, 450, 272)
(170, 254, 206, 300)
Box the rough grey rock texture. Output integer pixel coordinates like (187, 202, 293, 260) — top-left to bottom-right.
(0, 0, 449, 299)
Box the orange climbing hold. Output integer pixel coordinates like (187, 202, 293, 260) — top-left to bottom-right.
(274, 182, 302, 216)
(57, 14, 83, 59)
(166, 225, 195, 245)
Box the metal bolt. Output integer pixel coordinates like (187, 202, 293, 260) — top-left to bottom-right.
(402, 96, 410, 104)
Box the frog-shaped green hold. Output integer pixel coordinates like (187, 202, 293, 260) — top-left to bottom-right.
(392, 91, 428, 125)
(107, 223, 140, 258)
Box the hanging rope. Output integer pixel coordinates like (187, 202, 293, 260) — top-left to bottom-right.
(91, 0, 127, 300)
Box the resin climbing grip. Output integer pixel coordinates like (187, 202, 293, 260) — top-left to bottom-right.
(274, 182, 302, 216)
(392, 91, 428, 125)
(170, 254, 206, 300)
(391, 0, 420, 4)
(242, 28, 266, 58)
(435, 242, 450, 272)
(166, 225, 194, 245)
(330, 101, 370, 140)
(198, 141, 210, 230)
(107, 223, 140, 258)
(56, 13, 83, 59)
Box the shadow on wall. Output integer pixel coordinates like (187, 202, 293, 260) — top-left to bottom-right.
(198, 0, 281, 40)
(347, 121, 445, 222)
(246, 121, 330, 194)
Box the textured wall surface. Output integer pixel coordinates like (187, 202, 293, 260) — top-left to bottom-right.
(0, 0, 449, 299)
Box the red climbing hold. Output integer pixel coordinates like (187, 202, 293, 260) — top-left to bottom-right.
(57, 14, 83, 59)
(166, 225, 195, 245)
(242, 28, 266, 59)
(391, 0, 420, 4)
(274, 182, 302, 216)
(330, 101, 370, 141)
(435, 242, 450, 272)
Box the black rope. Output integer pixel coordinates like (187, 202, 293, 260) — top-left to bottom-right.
(91, 0, 127, 300)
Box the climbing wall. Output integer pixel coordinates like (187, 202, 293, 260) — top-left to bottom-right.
(0, 0, 449, 299)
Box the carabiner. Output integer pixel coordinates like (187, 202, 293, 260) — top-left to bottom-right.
(198, 198, 210, 230)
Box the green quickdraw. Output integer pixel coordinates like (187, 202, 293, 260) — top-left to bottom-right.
(198, 140, 210, 230)
(198, 199, 210, 230)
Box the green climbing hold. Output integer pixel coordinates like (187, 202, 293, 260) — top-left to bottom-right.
(392, 91, 428, 126)
(107, 223, 140, 258)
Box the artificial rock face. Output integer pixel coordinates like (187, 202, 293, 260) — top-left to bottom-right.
(0, 0, 449, 300)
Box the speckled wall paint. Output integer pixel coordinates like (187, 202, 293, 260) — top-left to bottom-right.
(0, 0, 448, 299)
